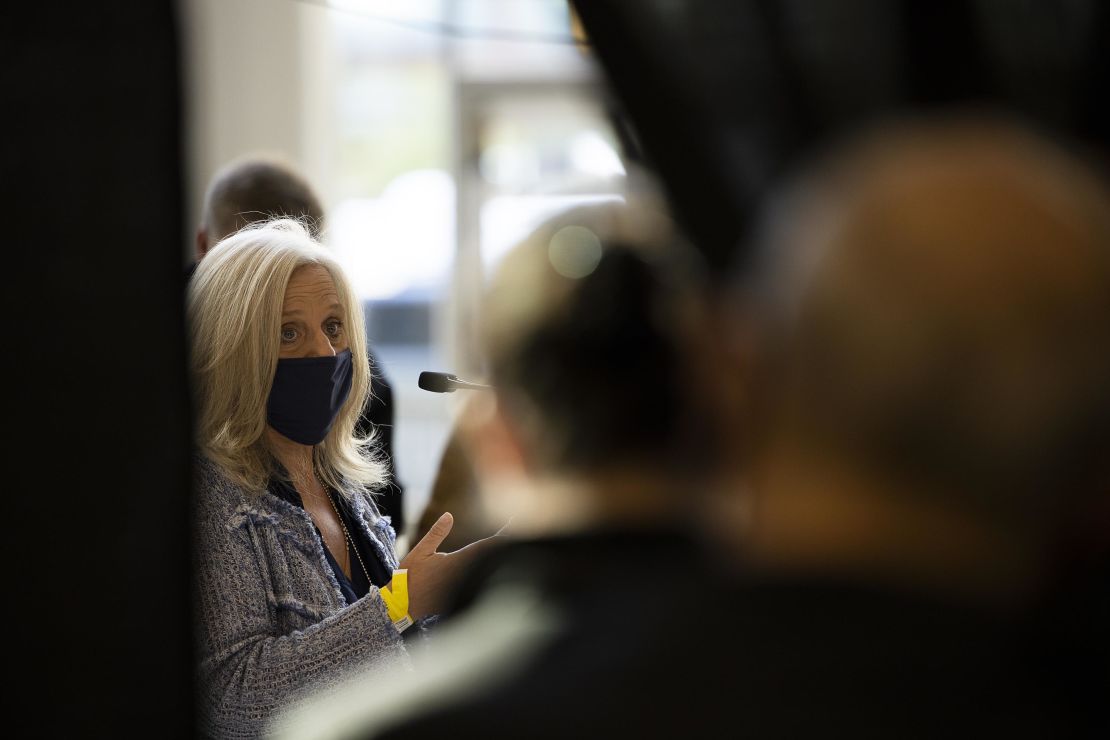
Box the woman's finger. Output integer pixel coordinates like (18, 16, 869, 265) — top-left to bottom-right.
(409, 512, 454, 557)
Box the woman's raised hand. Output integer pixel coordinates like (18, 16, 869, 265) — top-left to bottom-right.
(396, 512, 500, 621)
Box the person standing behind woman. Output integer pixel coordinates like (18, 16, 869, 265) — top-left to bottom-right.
(188, 219, 485, 738)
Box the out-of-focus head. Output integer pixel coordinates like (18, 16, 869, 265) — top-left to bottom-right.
(468, 200, 718, 512)
(187, 218, 378, 492)
(197, 156, 325, 259)
(751, 116, 1110, 530)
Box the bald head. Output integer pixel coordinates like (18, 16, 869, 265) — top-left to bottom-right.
(197, 158, 324, 259)
(757, 118, 1110, 522)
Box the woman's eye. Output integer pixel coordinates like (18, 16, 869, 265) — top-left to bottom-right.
(280, 327, 298, 343)
(325, 320, 343, 337)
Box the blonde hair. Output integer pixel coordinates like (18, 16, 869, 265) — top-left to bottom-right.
(187, 218, 384, 497)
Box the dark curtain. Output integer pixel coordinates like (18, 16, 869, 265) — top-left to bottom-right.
(573, 0, 1109, 277)
(2, 2, 193, 735)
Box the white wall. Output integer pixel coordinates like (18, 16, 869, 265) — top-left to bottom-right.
(181, 0, 333, 261)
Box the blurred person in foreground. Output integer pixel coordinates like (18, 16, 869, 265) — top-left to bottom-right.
(271, 200, 731, 739)
(193, 156, 407, 534)
(189, 219, 492, 738)
(712, 116, 1110, 737)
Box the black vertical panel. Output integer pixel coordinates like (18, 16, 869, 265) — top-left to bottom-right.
(572, 0, 1109, 279)
(1, 2, 193, 735)
(570, 1, 756, 276)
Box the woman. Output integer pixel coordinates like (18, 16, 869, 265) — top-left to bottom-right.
(188, 219, 478, 738)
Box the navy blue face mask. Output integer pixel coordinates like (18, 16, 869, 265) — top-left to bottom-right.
(267, 349, 354, 445)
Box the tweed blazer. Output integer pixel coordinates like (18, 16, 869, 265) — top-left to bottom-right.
(193, 456, 410, 739)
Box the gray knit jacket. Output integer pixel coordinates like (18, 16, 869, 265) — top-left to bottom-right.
(193, 456, 411, 739)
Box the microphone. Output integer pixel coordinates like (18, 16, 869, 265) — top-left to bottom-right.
(418, 371, 493, 393)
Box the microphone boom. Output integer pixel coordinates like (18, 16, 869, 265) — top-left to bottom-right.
(418, 371, 492, 393)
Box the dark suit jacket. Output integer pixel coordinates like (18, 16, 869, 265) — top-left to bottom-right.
(358, 347, 405, 533)
(365, 537, 1093, 739)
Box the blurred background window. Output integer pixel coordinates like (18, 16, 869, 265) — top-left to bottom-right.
(185, 0, 628, 539)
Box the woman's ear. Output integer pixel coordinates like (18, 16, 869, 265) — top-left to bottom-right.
(196, 227, 211, 260)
